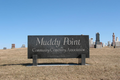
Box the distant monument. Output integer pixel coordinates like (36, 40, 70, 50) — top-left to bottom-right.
(89, 38, 94, 48)
(3, 47, 7, 50)
(21, 44, 25, 48)
(108, 41, 111, 47)
(115, 37, 120, 48)
(116, 37, 119, 41)
(112, 33, 115, 47)
(95, 32, 102, 48)
(11, 44, 15, 49)
(115, 37, 119, 42)
(102, 43, 105, 47)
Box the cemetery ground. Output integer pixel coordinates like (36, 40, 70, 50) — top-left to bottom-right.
(0, 47, 120, 80)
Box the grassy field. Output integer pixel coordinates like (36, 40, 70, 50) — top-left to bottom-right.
(0, 47, 120, 80)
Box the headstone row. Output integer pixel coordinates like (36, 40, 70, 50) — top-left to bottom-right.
(3, 44, 26, 50)
(89, 32, 120, 48)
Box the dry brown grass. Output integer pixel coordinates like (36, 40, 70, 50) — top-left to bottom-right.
(0, 47, 120, 80)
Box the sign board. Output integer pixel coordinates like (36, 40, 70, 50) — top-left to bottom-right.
(28, 35, 89, 59)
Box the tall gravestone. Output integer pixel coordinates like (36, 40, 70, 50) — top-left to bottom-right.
(95, 33, 102, 48)
(112, 33, 115, 47)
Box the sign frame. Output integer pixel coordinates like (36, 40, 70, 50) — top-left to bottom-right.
(28, 35, 89, 66)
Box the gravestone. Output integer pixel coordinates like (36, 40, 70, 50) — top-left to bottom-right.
(108, 41, 111, 47)
(115, 37, 120, 48)
(115, 42, 120, 48)
(102, 43, 105, 47)
(28, 35, 89, 66)
(11, 44, 15, 49)
(89, 38, 93, 44)
(21, 44, 25, 48)
(116, 37, 119, 41)
(89, 38, 94, 48)
(3, 47, 7, 50)
(95, 33, 102, 48)
(112, 33, 115, 47)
